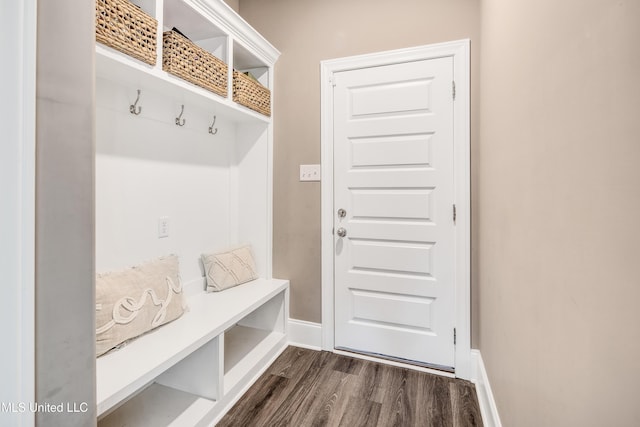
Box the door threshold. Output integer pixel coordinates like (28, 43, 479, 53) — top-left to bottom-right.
(334, 347, 455, 375)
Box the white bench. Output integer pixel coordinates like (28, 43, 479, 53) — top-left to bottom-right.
(97, 278, 289, 426)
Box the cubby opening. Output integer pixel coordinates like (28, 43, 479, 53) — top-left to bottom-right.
(130, 0, 157, 16)
(164, 0, 229, 64)
(223, 291, 286, 393)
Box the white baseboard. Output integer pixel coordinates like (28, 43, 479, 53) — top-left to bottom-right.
(470, 349, 502, 427)
(287, 319, 322, 350)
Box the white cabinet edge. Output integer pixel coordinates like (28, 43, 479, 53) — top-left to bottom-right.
(187, 0, 280, 65)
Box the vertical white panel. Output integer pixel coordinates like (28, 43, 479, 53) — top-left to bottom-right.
(236, 123, 270, 277)
(35, 0, 96, 424)
(0, 1, 36, 425)
(156, 339, 221, 400)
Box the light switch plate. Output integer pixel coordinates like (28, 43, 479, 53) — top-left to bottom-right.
(300, 164, 321, 182)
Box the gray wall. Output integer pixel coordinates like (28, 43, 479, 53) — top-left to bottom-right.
(478, 0, 640, 425)
(239, 0, 481, 330)
(35, 0, 96, 425)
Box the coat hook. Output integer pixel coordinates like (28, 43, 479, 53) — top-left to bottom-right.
(129, 89, 142, 115)
(209, 116, 218, 135)
(175, 104, 186, 126)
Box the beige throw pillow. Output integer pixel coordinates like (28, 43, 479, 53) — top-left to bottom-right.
(96, 255, 185, 357)
(202, 245, 258, 292)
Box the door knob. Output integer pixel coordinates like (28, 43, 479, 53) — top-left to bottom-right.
(337, 208, 346, 218)
(337, 227, 347, 237)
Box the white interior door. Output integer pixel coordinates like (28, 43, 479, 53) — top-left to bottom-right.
(333, 57, 456, 370)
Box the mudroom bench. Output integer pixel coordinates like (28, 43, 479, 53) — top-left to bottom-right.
(97, 278, 289, 426)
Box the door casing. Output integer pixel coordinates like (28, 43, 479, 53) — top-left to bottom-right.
(320, 39, 471, 379)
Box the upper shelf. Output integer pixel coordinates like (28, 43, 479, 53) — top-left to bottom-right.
(96, 0, 280, 124)
(96, 45, 270, 124)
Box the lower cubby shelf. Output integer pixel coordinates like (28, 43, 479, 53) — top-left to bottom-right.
(224, 326, 286, 395)
(98, 383, 216, 427)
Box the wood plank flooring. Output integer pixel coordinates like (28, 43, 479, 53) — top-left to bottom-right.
(218, 346, 483, 427)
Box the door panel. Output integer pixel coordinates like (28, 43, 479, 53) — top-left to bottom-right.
(349, 78, 433, 117)
(351, 188, 433, 220)
(333, 57, 455, 368)
(350, 133, 433, 168)
(350, 239, 433, 275)
(349, 288, 434, 331)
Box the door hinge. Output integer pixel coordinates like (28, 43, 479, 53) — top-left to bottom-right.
(452, 81, 456, 100)
(453, 204, 457, 224)
(454, 328, 457, 345)
(330, 77, 336, 88)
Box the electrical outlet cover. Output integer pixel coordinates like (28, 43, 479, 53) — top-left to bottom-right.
(158, 217, 169, 238)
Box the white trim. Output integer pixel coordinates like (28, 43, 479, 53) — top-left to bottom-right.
(470, 350, 502, 427)
(0, 1, 36, 426)
(452, 39, 472, 380)
(320, 58, 335, 352)
(320, 40, 472, 379)
(287, 319, 322, 350)
(188, 0, 280, 65)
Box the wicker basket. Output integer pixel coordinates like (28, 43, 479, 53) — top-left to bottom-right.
(233, 71, 271, 116)
(162, 31, 228, 97)
(96, 0, 157, 66)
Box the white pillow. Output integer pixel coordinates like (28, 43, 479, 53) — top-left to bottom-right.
(202, 245, 258, 292)
(96, 255, 185, 357)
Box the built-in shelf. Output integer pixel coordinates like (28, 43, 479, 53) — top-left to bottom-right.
(96, 45, 270, 125)
(224, 325, 285, 394)
(95, 1, 284, 424)
(98, 383, 216, 427)
(96, 0, 278, 124)
(96, 279, 289, 417)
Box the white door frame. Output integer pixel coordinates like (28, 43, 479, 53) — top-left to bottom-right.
(320, 39, 471, 379)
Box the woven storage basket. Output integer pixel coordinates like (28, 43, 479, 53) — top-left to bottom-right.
(233, 71, 271, 116)
(96, 0, 157, 66)
(163, 31, 228, 97)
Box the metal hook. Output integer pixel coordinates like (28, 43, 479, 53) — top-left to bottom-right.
(208, 116, 218, 135)
(175, 104, 186, 126)
(129, 90, 142, 115)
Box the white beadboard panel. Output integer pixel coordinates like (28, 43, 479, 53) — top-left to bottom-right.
(95, 77, 235, 283)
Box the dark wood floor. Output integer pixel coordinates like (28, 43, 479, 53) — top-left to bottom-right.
(218, 346, 483, 427)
